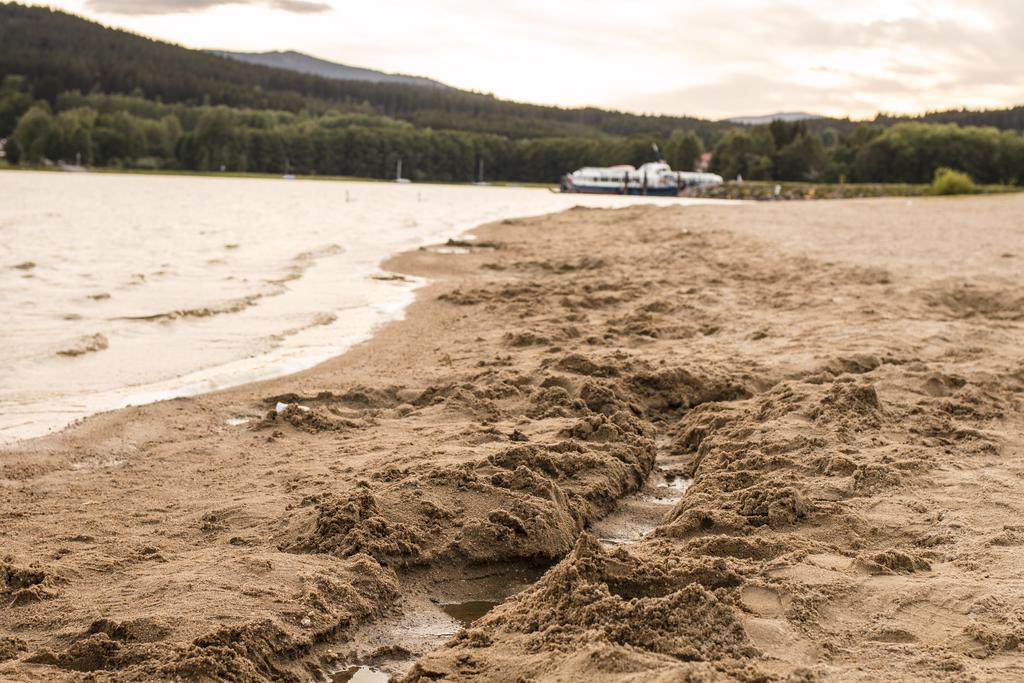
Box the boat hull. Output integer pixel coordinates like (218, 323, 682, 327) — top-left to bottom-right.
(561, 184, 679, 197)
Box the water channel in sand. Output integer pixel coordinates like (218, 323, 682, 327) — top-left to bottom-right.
(323, 437, 693, 681)
(590, 439, 693, 547)
(0, 170, 733, 444)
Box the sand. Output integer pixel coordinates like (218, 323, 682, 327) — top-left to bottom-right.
(1, 195, 1023, 681)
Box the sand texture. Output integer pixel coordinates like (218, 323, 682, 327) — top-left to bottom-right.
(2, 195, 1023, 681)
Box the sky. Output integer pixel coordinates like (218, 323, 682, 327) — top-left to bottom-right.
(25, 0, 1024, 120)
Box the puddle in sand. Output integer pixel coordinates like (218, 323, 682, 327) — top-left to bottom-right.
(440, 600, 499, 627)
(330, 666, 390, 683)
(665, 475, 692, 491)
(591, 446, 693, 547)
(321, 565, 543, 680)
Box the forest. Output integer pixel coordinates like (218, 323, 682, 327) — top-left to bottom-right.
(2, 3, 1023, 185)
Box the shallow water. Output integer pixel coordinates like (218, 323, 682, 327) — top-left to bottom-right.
(330, 666, 390, 683)
(0, 171, 728, 443)
(591, 448, 693, 547)
(439, 599, 499, 627)
(323, 565, 543, 679)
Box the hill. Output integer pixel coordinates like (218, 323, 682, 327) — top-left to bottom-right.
(208, 50, 451, 90)
(0, 3, 722, 140)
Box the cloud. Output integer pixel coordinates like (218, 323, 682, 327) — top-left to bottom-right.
(85, 0, 331, 15)
(609, 0, 1024, 118)
(62, 0, 1024, 117)
(269, 0, 330, 12)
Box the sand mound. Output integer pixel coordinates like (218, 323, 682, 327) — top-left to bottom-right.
(1, 562, 57, 607)
(922, 280, 1024, 320)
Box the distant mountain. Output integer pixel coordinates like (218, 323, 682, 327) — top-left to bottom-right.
(727, 112, 823, 125)
(208, 50, 451, 90)
(0, 3, 727, 142)
(877, 106, 1024, 132)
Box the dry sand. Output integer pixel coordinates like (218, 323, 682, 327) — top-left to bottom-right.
(2, 195, 1023, 681)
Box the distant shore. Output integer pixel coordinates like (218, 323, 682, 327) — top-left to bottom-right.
(6, 161, 1019, 200)
(2, 195, 1022, 681)
(0, 162, 555, 189)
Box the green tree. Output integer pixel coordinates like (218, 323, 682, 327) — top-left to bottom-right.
(774, 133, 826, 180)
(0, 75, 34, 138)
(139, 114, 182, 158)
(665, 130, 703, 171)
(193, 107, 241, 170)
(712, 128, 775, 180)
(768, 120, 805, 148)
(12, 103, 54, 163)
(48, 107, 97, 163)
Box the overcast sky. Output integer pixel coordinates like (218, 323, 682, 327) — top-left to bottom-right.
(27, 0, 1024, 119)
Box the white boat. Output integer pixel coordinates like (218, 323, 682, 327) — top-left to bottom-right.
(560, 161, 723, 196)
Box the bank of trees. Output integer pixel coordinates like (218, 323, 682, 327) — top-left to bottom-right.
(3, 89, 710, 181)
(879, 106, 1024, 133)
(5, 84, 1024, 185)
(6, 99, 181, 167)
(708, 119, 1024, 185)
(842, 123, 1024, 184)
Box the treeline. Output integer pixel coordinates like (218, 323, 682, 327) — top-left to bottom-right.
(5, 85, 1024, 185)
(711, 119, 1024, 184)
(879, 106, 1024, 133)
(1, 87, 709, 181)
(0, 3, 726, 141)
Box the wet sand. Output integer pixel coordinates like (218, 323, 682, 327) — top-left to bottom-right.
(2, 195, 1023, 681)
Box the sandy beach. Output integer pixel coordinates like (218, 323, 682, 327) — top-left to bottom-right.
(2, 195, 1023, 681)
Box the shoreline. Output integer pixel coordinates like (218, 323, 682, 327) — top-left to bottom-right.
(0, 163, 557, 189)
(2, 196, 1023, 681)
(5, 164, 1021, 200)
(3, 171, 732, 446)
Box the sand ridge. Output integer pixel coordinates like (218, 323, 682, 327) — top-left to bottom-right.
(2, 197, 1023, 681)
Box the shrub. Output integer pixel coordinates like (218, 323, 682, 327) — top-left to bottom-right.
(930, 167, 977, 195)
